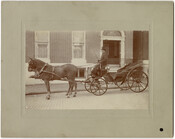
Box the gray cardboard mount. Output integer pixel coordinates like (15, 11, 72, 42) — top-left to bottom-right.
(1, 1, 173, 137)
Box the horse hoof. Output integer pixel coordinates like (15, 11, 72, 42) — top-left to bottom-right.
(73, 95, 76, 97)
(46, 95, 50, 100)
(67, 96, 70, 98)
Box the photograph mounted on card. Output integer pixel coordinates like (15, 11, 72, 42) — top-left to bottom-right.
(2, 1, 173, 138)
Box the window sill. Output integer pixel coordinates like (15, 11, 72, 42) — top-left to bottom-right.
(71, 58, 87, 66)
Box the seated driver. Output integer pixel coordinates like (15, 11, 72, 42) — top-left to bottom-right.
(91, 47, 108, 76)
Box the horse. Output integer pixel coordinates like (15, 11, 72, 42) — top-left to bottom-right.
(28, 58, 78, 99)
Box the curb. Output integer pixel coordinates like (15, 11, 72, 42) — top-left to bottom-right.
(26, 86, 119, 95)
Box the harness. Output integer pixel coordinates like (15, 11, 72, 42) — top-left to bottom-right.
(36, 63, 60, 80)
(38, 63, 48, 75)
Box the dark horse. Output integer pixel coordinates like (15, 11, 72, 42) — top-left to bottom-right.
(28, 58, 78, 99)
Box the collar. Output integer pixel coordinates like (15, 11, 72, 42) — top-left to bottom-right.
(38, 63, 48, 75)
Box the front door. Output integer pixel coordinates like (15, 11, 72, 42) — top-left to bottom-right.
(103, 40, 120, 64)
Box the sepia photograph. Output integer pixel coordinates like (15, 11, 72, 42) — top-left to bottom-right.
(25, 30, 149, 110)
(2, 1, 173, 137)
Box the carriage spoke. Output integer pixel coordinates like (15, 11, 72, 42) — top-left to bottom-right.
(131, 79, 135, 88)
(131, 80, 140, 92)
(140, 77, 148, 85)
(101, 86, 107, 92)
(136, 84, 139, 92)
(134, 82, 138, 92)
(99, 89, 103, 95)
(137, 83, 140, 92)
(139, 81, 146, 88)
(99, 82, 107, 92)
(140, 80, 147, 85)
(138, 82, 144, 90)
(138, 83, 141, 92)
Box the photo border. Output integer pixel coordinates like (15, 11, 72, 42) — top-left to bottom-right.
(2, 1, 173, 137)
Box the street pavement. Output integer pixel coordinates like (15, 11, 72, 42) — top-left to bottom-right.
(25, 84, 149, 110)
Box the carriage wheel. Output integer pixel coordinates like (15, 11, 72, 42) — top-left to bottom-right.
(84, 76, 94, 93)
(127, 70, 148, 93)
(90, 77, 108, 96)
(114, 79, 129, 90)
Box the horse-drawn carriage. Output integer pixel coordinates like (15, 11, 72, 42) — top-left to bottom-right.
(28, 58, 149, 99)
(84, 61, 149, 96)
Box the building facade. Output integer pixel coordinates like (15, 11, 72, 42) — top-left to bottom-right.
(25, 30, 149, 84)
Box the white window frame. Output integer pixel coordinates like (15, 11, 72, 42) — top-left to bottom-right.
(35, 31, 50, 63)
(71, 31, 86, 65)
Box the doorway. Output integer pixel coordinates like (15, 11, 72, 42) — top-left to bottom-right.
(103, 40, 120, 64)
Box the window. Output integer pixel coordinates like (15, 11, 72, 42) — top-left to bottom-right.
(35, 31, 50, 62)
(72, 31, 86, 64)
(73, 44, 83, 58)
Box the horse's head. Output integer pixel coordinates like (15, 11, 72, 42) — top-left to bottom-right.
(28, 57, 37, 72)
(28, 57, 46, 72)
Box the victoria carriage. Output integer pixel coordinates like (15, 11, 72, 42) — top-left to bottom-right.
(84, 61, 149, 96)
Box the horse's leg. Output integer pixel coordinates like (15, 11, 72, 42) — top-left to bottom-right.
(66, 86, 70, 96)
(67, 81, 73, 98)
(68, 82, 73, 98)
(66, 82, 71, 97)
(44, 80, 51, 100)
(69, 82, 73, 96)
(73, 81, 77, 97)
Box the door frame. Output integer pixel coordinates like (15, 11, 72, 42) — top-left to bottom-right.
(100, 31, 125, 67)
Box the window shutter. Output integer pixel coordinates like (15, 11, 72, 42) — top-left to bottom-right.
(50, 32, 72, 63)
(133, 31, 149, 62)
(26, 31, 35, 62)
(86, 32, 101, 63)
